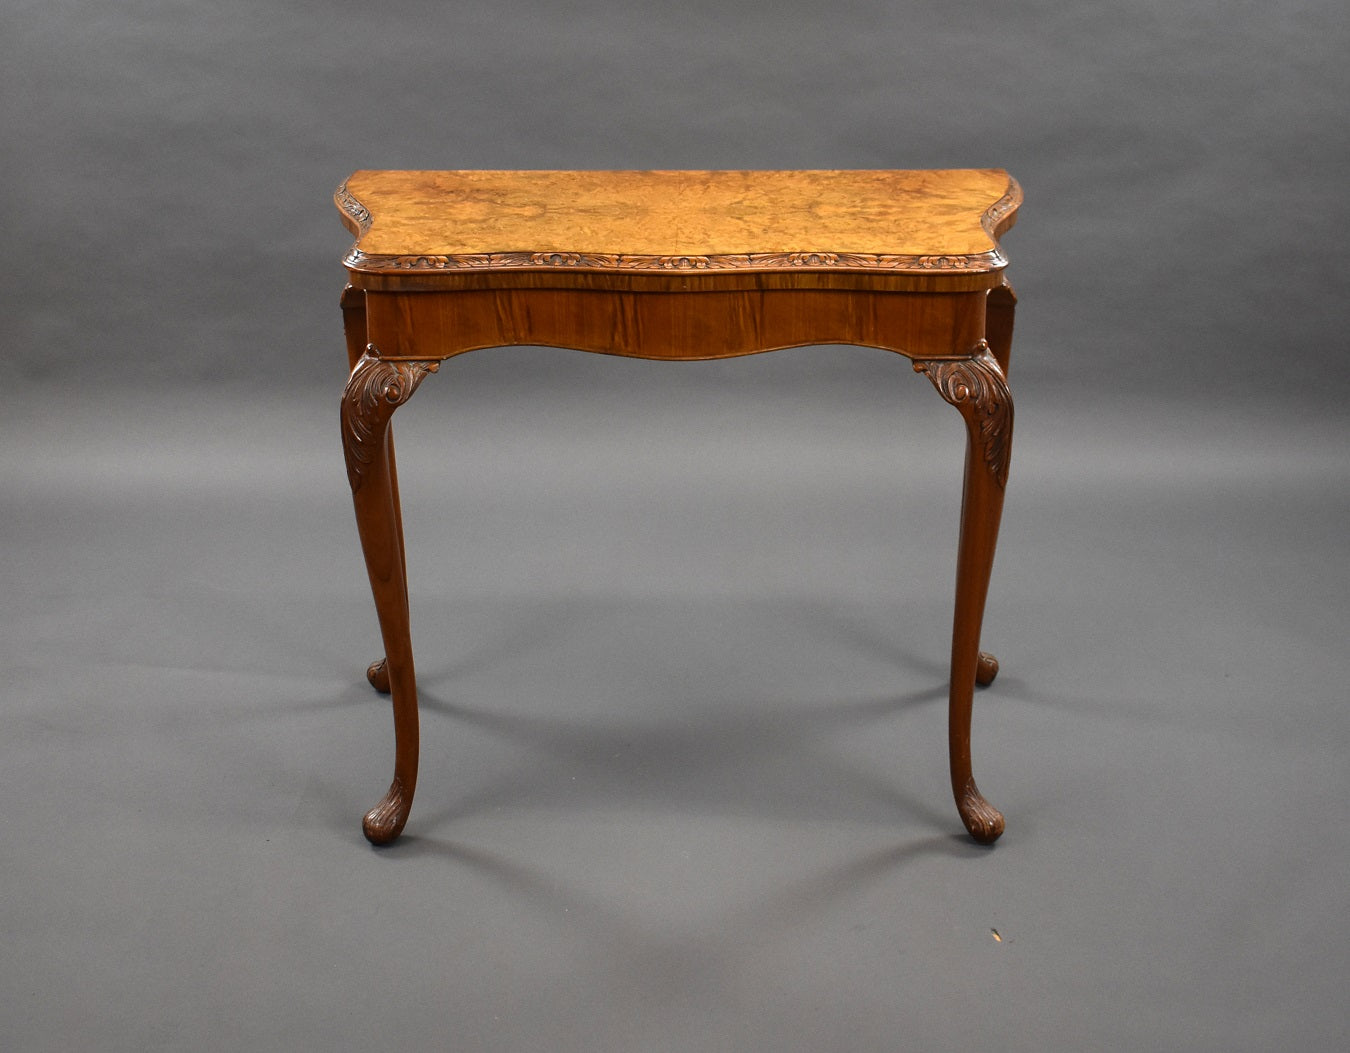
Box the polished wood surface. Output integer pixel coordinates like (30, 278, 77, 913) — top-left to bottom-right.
(337, 169, 1020, 846)
(361, 287, 988, 362)
(338, 169, 1020, 293)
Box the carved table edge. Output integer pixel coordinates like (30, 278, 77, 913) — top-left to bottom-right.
(334, 174, 1020, 277)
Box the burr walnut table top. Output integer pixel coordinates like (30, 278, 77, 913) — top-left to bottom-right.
(336, 169, 1021, 292)
(334, 167, 1022, 846)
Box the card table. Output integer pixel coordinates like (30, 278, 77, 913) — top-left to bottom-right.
(336, 169, 1021, 845)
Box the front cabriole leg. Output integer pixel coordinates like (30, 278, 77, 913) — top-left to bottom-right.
(914, 342, 1013, 844)
(342, 291, 397, 698)
(342, 346, 439, 844)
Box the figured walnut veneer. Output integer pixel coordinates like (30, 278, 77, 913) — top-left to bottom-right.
(336, 169, 1022, 847)
(338, 169, 1019, 291)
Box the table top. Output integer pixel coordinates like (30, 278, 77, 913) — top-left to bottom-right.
(337, 169, 1019, 289)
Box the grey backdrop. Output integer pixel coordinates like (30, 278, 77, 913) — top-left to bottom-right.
(8, 0, 1349, 398)
(4, 2, 1348, 1051)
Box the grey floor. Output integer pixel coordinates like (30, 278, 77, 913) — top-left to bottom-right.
(3, 353, 1347, 1051)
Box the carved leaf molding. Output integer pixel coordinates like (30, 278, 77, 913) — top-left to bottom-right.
(335, 183, 372, 234)
(342, 246, 1009, 274)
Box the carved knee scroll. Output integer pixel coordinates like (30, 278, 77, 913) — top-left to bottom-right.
(912, 342, 1012, 489)
(341, 347, 440, 493)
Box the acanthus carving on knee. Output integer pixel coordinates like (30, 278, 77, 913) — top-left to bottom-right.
(341, 346, 439, 493)
(912, 342, 1013, 489)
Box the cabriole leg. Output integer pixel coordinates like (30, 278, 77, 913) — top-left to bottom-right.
(341, 288, 405, 697)
(972, 282, 1016, 690)
(973, 281, 1016, 690)
(914, 343, 1013, 844)
(341, 347, 439, 844)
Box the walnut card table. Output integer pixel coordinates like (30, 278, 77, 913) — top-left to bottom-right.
(336, 169, 1021, 846)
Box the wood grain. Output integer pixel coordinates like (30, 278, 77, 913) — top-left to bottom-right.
(338, 169, 1020, 284)
(362, 287, 987, 362)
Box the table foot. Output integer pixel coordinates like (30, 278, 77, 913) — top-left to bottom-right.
(976, 651, 999, 686)
(366, 657, 391, 694)
(363, 777, 411, 845)
(957, 775, 1005, 844)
